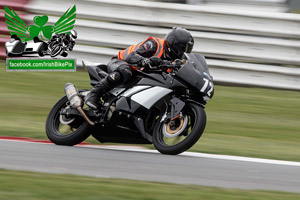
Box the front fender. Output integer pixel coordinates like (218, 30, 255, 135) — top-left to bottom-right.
(184, 99, 206, 109)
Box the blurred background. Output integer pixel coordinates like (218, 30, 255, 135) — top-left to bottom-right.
(2, 0, 300, 89)
(0, 0, 300, 161)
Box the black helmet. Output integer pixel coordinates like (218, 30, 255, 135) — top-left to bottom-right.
(164, 27, 194, 59)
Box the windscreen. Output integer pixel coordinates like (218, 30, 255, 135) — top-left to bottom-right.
(176, 53, 214, 98)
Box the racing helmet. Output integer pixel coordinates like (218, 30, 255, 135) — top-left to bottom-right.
(70, 30, 77, 41)
(164, 27, 194, 59)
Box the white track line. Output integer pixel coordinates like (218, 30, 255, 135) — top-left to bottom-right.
(1, 138, 300, 167)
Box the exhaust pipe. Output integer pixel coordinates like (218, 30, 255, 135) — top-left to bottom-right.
(64, 83, 95, 126)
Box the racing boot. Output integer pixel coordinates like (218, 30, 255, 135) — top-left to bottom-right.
(85, 71, 121, 110)
(84, 78, 111, 110)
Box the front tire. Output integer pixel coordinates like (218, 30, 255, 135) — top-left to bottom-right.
(46, 95, 91, 146)
(153, 102, 206, 155)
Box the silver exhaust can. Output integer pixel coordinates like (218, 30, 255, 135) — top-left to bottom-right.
(64, 83, 83, 108)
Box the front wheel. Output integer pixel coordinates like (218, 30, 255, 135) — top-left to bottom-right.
(46, 95, 91, 146)
(153, 102, 206, 155)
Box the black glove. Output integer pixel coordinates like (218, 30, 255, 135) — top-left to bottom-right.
(141, 57, 162, 69)
(174, 59, 182, 68)
(158, 60, 171, 72)
(149, 56, 163, 67)
(161, 60, 172, 66)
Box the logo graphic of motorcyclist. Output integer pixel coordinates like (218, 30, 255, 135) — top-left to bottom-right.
(4, 5, 77, 58)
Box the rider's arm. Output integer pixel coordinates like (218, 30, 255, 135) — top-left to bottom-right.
(125, 39, 158, 66)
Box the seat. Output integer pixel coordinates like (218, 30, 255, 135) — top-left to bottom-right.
(82, 60, 109, 86)
(82, 60, 107, 72)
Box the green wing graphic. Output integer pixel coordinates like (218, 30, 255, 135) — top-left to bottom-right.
(54, 5, 76, 35)
(4, 5, 29, 41)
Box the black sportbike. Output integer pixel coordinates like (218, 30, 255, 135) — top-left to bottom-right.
(46, 53, 214, 155)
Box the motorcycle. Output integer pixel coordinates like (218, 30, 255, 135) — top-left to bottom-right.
(39, 35, 75, 58)
(45, 53, 214, 155)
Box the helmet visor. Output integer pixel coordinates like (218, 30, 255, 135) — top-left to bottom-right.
(186, 41, 193, 53)
(173, 40, 194, 58)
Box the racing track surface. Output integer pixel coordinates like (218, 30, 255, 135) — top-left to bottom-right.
(0, 140, 300, 193)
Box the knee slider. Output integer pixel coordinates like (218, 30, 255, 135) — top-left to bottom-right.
(118, 67, 133, 82)
(106, 71, 122, 87)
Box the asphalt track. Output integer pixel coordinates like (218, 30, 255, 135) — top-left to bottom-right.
(0, 139, 300, 193)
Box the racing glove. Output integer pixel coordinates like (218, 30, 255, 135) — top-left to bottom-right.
(149, 56, 163, 67)
(141, 57, 163, 68)
(160, 60, 172, 72)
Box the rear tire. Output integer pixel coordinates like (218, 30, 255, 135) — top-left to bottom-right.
(153, 102, 206, 155)
(46, 95, 91, 146)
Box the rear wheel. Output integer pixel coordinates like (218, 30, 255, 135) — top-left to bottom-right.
(153, 102, 206, 155)
(45, 96, 91, 145)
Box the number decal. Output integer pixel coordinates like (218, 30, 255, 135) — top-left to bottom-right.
(207, 82, 214, 97)
(200, 78, 209, 92)
(200, 78, 214, 97)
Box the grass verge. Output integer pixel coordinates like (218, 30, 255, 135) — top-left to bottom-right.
(0, 169, 299, 200)
(1, 60, 300, 161)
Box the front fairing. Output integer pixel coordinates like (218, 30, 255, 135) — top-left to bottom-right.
(176, 53, 214, 99)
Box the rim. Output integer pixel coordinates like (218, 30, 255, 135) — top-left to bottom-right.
(162, 114, 188, 138)
(157, 106, 196, 147)
(52, 101, 84, 136)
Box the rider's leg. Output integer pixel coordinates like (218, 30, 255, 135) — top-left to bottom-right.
(85, 71, 122, 109)
(85, 60, 133, 110)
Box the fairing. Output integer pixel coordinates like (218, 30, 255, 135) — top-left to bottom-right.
(176, 54, 214, 98)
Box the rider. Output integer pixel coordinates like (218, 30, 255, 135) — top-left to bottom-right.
(85, 27, 194, 110)
(49, 30, 77, 56)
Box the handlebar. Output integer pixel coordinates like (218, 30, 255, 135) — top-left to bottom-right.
(132, 59, 186, 71)
(159, 59, 186, 70)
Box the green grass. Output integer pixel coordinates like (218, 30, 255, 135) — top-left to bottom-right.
(1, 60, 300, 161)
(190, 86, 300, 161)
(0, 169, 299, 200)
(0, 60, 91, 139)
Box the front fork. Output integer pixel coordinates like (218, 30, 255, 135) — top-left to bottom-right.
(161, 97, 186, 123)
